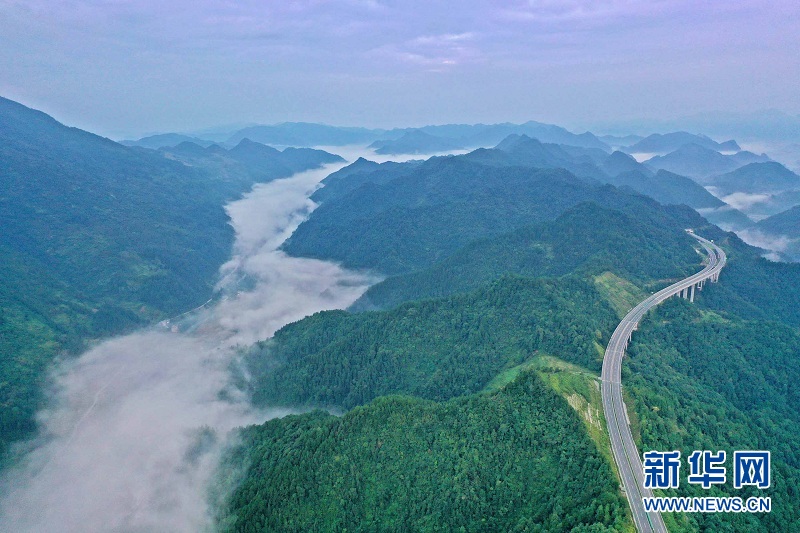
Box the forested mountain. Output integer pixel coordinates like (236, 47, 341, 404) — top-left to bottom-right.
(756, 204, 800, 236)
(219, 372, 629, 532)
(247, 276, 618, 409)
(310, 158, 422, 204)
(644, 144, 770, 179)
(689, 231, 800, 326)
(227, 122, 383, 146)
(625, 131, 740, 154)
(606, 169, 725, 209)
(626, 300, 800, 532)
(282, 156, 616, 274)
(705, 161, 800, 195)
(368, 129, 464, 155)
(354, 202, 704, 311)
(478, 133, 608, 180)
(121, 132, 216, 149)
(6, 94, 797, 532)
(751, 206, 800, 261)
(0, 97, 339, 457)
(158, 139, 343, 191)
(282, 138, 733, 275)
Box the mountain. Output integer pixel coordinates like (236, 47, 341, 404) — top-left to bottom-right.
(455, 121, 610, 150)
(741, 188, 800, 218)
(626, 131, 740, 154)
(756, 205, 800, 236)
(221, 370, 629, 532)
(311, 157, 422, 204)
(599, 133, 644, 148)
(237, 129, 800, 532)
(223, 120, 611, 151)
(706, 161, 800, 195)
(282, 154, 631, 275)
(644, 144, 770, 180)
(462, 134, 607, 182)
(120, 132, 216, 149)
(625, 299, 800, 532)
(353, 201, 705, 311)
(0, 96, 340, 457)
(608, 169, 725, 210)
(601, 150, 652, 176)
(285, 139, 733, 277)
(696, 205, 755, 232)
(160, 138, 344, 184)
(752, 206, 800, 261)
(227, 122, 385, 146)
(369, 129, 464, 154)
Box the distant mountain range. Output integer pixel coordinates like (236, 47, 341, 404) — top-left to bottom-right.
(750, 206, 800, 261)
(369, 130, 464, 155)
(625, 131, 740, 154)
(124, 120, 611, 152)
(281, 134, 722, 275)
(757, 205, 800, 237)
(121, 133, 217, 149)
(160, 138, 343, 183)
(705, 162, 800, 196)
(644, 144, 770, 179)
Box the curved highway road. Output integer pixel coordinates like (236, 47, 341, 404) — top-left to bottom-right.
(601, 233, 726, 533)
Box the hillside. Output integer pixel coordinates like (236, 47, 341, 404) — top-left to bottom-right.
(354, 202, 704, 311)
(607, 169, 725, 209)
(0, 97, 339, 456)
(626, 131, 739, 154)
(311, 158, 422, 204)
(626, 300, 800, 532)
(752, 206, 800, 261)
(247, 276, 618, 411)
(234, 139, 800, 532)
(756, 204, 800, 236)
(369, 129, 464, 155)
(282, 156, 618, 274)
(121, 133, 215, 149)
(645, 144, 770, 180)
(706, 161, 800, 195)
(219, 372, 629, 532)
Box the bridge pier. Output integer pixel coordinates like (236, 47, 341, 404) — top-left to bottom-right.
(690, 283, 695, 303)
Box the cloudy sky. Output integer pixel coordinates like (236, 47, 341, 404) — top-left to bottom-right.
(1, 0, 798, 138)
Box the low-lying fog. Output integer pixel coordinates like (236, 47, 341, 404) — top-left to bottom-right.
(0, 149, 414, 532)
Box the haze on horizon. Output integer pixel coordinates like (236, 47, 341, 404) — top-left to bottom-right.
(1, 0, 798, 139)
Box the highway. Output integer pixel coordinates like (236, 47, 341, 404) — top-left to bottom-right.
(601, 233, 726, 533)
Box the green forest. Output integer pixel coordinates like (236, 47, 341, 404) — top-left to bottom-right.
(218, 372, 629, 533)
(626, 299, 800, 532)
(247, 275, 618, 409)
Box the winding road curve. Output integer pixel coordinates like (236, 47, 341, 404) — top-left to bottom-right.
(601, 233, 727, 533)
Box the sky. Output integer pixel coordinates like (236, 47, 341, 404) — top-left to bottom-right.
(1, 0, 798, 139)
